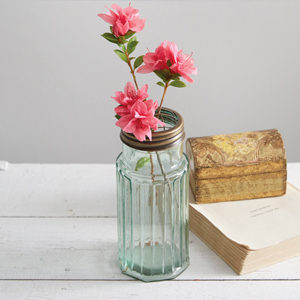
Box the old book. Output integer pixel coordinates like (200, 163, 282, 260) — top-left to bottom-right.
(189, 183, 300, 275)
(186, 129, 287, 204)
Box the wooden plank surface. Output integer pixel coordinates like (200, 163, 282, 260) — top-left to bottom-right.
(1, 281, 300, 300)
(1, 163, 299, 217)
(0, 163, 300, 299)
(1, 218, 300, 281)
(0, 164, 116, 217)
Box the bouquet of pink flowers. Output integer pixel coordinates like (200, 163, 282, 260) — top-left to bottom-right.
(100, 4, 195, 281)
(98, 3, 197, 142)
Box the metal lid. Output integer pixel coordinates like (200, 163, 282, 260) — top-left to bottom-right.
(120, 107, 185, 151)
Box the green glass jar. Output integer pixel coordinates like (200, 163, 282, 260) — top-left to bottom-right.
(116, 108, 189, 282)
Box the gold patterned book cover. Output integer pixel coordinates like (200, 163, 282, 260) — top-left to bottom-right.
(186, 129, 287, 203)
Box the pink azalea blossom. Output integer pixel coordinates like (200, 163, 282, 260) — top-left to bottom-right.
(112, 82, 149, 116)
(98, 3, 145, 37)
(137, 41, 197, 83)
(116, 100, 165, 142)
(136, 41, 170, 74)
(169, 49, 197, 83)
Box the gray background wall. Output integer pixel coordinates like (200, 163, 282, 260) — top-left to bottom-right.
(0, 1, 299, 163)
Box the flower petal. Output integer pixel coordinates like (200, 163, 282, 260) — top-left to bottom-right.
(152, 60, 169, 71)
(105, 6, 119, 19)
(115, 105, 130, 116)
(137, 84, 149, 100)
(123, 118, 137, 134)
(143, 99, 155, 113)
(113, 20, 129, 36)
(180, 72, 194, 83)
(124, 6, 139, 17)
(143, 52, 157, 64)
(111, 91, 126, 105)
(128, 19, 146, 32)
(111, 3, 123, 13)
(142, 116, 165, 130)
(131, 100, 148, 116)
(132, 123, 151, 142)
(97, 13, 116, 25)
(115, 114, 134, 129)
(136, 64, 153, 74)
(146, 127, 152, 141)
(124, 82, 136, 99)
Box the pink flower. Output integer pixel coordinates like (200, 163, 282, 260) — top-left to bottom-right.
(116, 100, 165, 142)
(137, 41, 197, 83)
(112, 82, 149, 116)
(169, 49, 197, 83)
(98, 4, 145, 37)
(136, 41, 170, 74)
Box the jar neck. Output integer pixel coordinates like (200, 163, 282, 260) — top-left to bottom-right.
(120, 108, 185, 151)
(122, 142, 185, 174)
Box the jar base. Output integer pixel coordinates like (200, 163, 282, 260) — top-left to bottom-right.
(119, 243, 189, 282)
(120, 260, 190, 282)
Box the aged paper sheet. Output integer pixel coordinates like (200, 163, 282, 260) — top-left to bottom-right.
(190, 183, 300, 249)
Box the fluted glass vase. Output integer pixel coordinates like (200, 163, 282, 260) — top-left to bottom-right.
(116, 108, 189, 282)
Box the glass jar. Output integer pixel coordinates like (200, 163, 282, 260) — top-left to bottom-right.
(116, 108, 189, 282)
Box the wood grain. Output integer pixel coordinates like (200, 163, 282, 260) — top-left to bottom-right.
(0, 163, 299, 299)
(0, 164, 117, 217)
(1, 218, 300, 281)
(1, 281, 300, 300)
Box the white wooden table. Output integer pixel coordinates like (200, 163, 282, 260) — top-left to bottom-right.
(0, 163, 300, 299)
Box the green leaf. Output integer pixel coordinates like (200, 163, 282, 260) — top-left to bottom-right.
(114, 50, 128, 62)
(129, 57, 135, 60)
(101, 33, 119, 44)
(128, 36, 137, 43)
(169, 80, 187, 88)
(127, 40, 139, 54)
(115, 114, 121, 120)
(172, 73, 181, 81)
(109, 26, 114, 34)
(118, 35, 127, 44)
(166, 60, 172, 67)
(156, 81, 165, 87)
(125, 30, 135, 39)
(162, 69, 172, 76)
(118, 43, 126, 52)
(134, 55, 144, 69)
(154, 70, 167, 82)
(135, 157, 151, 171)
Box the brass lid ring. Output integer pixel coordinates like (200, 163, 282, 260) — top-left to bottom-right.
(120, 107, 185, 151)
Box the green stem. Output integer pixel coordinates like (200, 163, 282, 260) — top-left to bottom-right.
(125, 50, 139, 90)
(149, 152, 155, 181)
(122, 44, 170, 189)
(158, 80, 170, 114)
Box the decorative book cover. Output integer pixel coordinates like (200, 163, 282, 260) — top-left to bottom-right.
(186, 129, 287, 203)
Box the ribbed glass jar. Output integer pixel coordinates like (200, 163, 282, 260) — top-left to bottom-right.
(115, 108, 189, 282)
